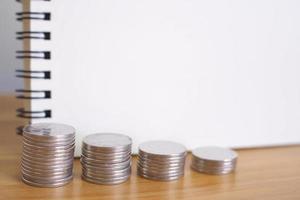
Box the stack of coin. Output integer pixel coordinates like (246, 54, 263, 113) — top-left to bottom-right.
(191, 146, 238, 175)
(21, 123, 75, 187)
(81, 133, 132, 185)
(137, 140, 187, 181)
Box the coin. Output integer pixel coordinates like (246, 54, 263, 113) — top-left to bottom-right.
(139, 140, 187, 157)
(82, 174, 130, 185)
(191, 146, 238, 175)
(82, 149, 131, 159)
(83, 133, 132, 150)
(137, 140, 187, 181)
(21, 123, 75, 187)
(81, 133, 132, 185)
(23, 123, 75, 138)
(22, 175, 72, 188)
(137, 170, 184, 181)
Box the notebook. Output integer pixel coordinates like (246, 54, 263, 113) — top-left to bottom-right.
(16, 0, 300, 156)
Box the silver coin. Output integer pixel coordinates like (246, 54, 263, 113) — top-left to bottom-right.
(22, 152, 73, 162)
(138, 151, 186, 162)
(23, 131, 75, 140)
(21, 154, 73, 166)
(22, 172, 72, 183)
(22, 151, 74, 161)
(21, 159, 73, 170)
(192, 157, 237, 166)
(138, 155, 185, 165)
(80, 155, 131, 165)
(192, 146, 238, 162)
(21, 166, 72, 176)
(82, 144, 131, 153)
(137, 160, 185, 169)
(21, 157, 73, 168)
(24, 133, 75, 141)
(81, 160, 130, 170)
(22, 147, 75, 156)
(23, 123, 75, 139)
(138, 162, 185, 170)
(21, 169, 72, 180)
(81, 164, 131, 173)
(81, 152, 131, 160)
(22, 152, 74, 161)
(21, 123, 76, 188)
(82, 144, 131, 154)
(138, 155, 186, 164)
(81, 153, 131, 162)
(23, 141, 75, 151)
(191, 146, 237, 175)
(23, 132, 75, 140)
(21, 164, 73, 172)
(137, 171, 184, 179)
(82, 168, 131, 178)
(137, 162, 185, 170)
(138, 140, 186, 158)
(23, 137, 75, 147)
(137, 166, 184, 176)
(23, 136, 75, 146)
(81, 174, 130, 185)
(191, 162, 235, 170)
(21, 163, 73, 174)
(22, 175, 73, 188)
(82, 172, 130, 181)
(191, 165, 235, 173)
(82, 172, 131, 182)
(192, 158, 237, 166)
(81, 160, 131, 171)
(81, 154, 131, 164)
(137, 168, 184, 177)
(82, 149, 131, 160)
(82, 168, 131, 179)
(22, 147, 75, 157)
(191, 162, 236, 170)
(82, 163, 131, 174)
(22, 173, 73, 184)
(137, 170, 183, 181)
(83, 133, 132, 151)
(22, 146, 75, 156)
(82, 162, 131, 172)
(191, 165, 235, 175)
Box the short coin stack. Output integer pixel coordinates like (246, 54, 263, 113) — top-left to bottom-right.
(81, 133, 132, 185)
(137, 140, 187, 181)
(21, 123, 75, 187)
(191, 146, 238, 175)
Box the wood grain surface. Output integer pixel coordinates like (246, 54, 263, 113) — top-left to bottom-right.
(1, 95, 300, 200)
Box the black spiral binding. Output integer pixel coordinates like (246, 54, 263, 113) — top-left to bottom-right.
(16, 0, 52, 134)
(16, 69, 51, 79)
(16, 12, 51, 21)
(16, 31, 51, 40)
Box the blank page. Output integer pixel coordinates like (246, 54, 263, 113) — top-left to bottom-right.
(29, 0, 300, 156)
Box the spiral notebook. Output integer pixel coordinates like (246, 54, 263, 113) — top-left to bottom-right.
(16, 0, 300, 156)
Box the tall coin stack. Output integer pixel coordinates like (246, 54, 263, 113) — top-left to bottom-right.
(137, 140, 187, 181)
(191, 146, 238, 175)
(21, 123, 75, 187)
(81, 133, 132, 185)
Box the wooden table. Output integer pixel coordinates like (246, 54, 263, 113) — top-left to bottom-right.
(1, 95, 300, 200)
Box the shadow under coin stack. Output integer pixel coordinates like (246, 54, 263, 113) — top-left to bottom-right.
(21, 123, 75, 187)
(137, 140, 187, 181)
(191, 146, 238, 175)
(81, 133, 132, 185)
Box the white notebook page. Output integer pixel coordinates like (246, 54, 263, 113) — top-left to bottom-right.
(29, 0, 300, 156)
